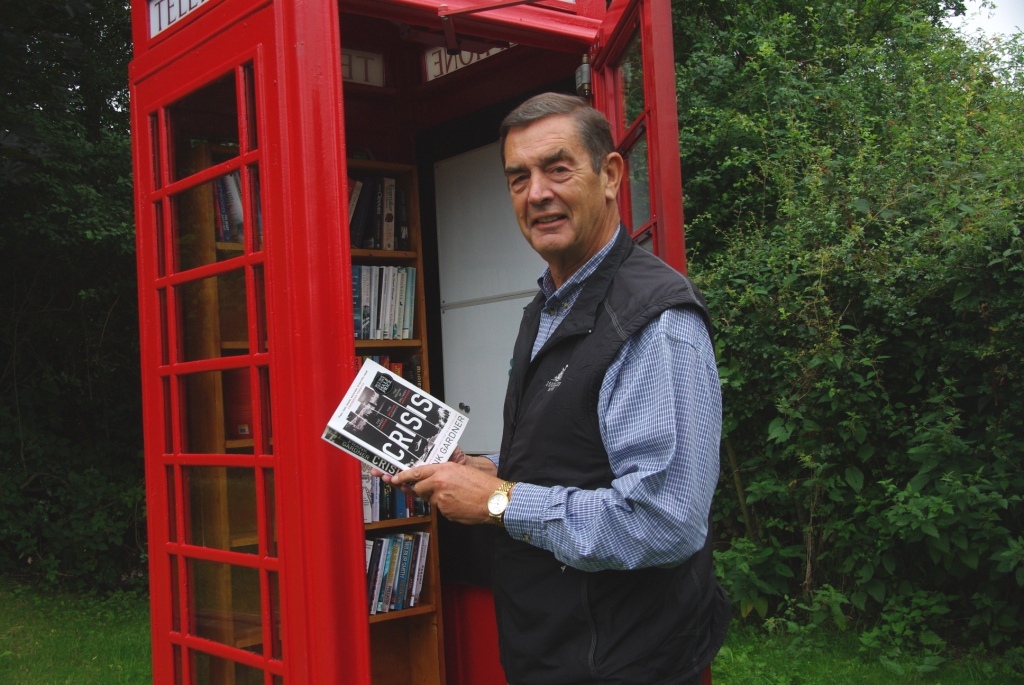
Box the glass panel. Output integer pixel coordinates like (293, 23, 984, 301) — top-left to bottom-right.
(259, 366, 273, 455)
(174, 171, 245, 272)
(637, 230, 654, 253)
(253, 265, 267, 353)
(273, 677, 284, 685)
(178, 270, 249, 361)
(620, 31, 644, 126)
(269, 570, 282, 659)
(169, 73, 239, 182)
(170, 555, 181, 632)
(249, 166, 264, 251)
(173, 644, 183, 685)
(192, 650, 265, 685)
(155, 201, 166, 278)
(185, 467, 257, 552)
(162, 376, 173, 453)
(627, 133, 651, 230)
(189, 559, 263, 653)
(166, 466, 177, 542)
(180, 370, 254, 455)
(242, 64, 258, 154)
(263, 469, 277, 557)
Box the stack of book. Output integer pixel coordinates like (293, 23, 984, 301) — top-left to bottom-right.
(213, 171, 244, 242)
(352, 265, 416, 341)
(365, 531, 430, 614)
(360, 464, 431, 523)
(348, 175, 411, 251)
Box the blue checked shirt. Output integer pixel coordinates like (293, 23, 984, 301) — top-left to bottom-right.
(491, 228, 722, 572)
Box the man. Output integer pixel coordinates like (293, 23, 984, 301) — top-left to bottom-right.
(388, 93, 729, 684)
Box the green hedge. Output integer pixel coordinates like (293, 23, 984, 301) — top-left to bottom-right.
(676, 0, 1024, 663)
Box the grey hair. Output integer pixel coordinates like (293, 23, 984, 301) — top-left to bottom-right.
(499, 92, 615, 173)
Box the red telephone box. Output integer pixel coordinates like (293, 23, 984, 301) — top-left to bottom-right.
(128, 1, 690, 683)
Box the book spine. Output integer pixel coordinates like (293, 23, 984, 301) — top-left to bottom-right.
(225, 171, 244, 241)
(410, 531, 429, 607)
(366, 537, 384, 612)
(372, 536, 392, 614)
(352, 267, 362, 340)
(360, 265, 372, 341)
(214, 178, 231, 241)
(382, 177, 396, 251)
(402, 266, 416, 339)
(369, 266, 380, 340)
(381, 535, 403, 612)
(348, 177, 363, 222)
(396, 185, 410, 251)
(392, 534, 414, 611)
(371, 176, 384, 249)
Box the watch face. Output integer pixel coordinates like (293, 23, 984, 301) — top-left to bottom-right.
(487, 492, 508, 516)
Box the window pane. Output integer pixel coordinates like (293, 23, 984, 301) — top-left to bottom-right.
(189, 558, 263, 653)
(192, 649, 265, 685)
(627, 133, 651, 230)
(174, 171, 245, 272)
(185, 467, 257, 552)
(180, 370, 254, 455)
(620, 31, 644, 126)
(177, 270, 249, 361)
(169, 73, 239, 182)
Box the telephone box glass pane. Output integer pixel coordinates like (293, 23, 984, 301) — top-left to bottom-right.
(174, 172, 245, 272)
(263, 468, 277, 557)
(185, 467, 257, 552)
(242, 64, 259, 154)
(166, 465, 177, 542)
(169, 73, 239, 182)
(170, 554, 181, 632)
(249, 165, 264, 252)
(192, 650, 265, 684)
(178, 270, 249, 361)
(620, 31, 644, 126)
(258, 366, 273, 455)
(269, 570, 282, 659)
(189, 558, 263, 653)
(627, 133, 651, 229)
(180, 370, 255, 455)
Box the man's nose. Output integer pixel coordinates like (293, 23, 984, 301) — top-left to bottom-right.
(527, 172, 553, 204)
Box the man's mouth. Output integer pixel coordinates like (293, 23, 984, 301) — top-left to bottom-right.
(533, 214, 565, 227)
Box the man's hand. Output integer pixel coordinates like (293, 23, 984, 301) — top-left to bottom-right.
(391, 461, 503, 526)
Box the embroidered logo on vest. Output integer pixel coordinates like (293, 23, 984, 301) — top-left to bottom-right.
(546, 365, 568, 391)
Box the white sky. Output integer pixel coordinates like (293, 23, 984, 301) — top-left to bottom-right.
(947, 0, 1024, 37)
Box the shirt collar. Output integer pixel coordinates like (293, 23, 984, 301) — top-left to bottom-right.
(537, 225, 622, 303)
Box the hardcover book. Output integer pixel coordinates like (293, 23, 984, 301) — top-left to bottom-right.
(322, 359, 469, 473)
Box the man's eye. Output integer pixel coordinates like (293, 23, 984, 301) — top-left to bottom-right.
(549, 166, 571, 178)
(509, 175, 528, 191)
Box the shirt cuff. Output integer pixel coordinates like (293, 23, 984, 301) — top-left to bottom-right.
(503, 482, 552, 546)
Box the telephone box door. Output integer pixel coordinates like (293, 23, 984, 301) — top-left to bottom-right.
(590, 0, 687, 271)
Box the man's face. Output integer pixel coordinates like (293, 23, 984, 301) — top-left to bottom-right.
(503, 114, 622, 285)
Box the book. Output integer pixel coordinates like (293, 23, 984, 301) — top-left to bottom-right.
(380, 535, 403, 612)
(392, 533, 415, 611)
(366, 537, 385, 610)
(352, 267, 362, 341)
(370, 176, 385, 249)
(348, 177, 364, 222)
(322, 359, 469, 472)
(360, 265, 372, 340)
(382, 177, 396, 250)
(401, 266, 416, 339)
(360, 464, 373, 523)
(371, 536, 393, 614)
(409, 531, 429, 607)
(350, 176, 377, 249)
(395, 185, 410, 251)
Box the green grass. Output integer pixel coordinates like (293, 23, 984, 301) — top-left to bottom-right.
(1, 576, 1020, 684)
(714, 625, 1024, 685)
(0, 578, 151, 684)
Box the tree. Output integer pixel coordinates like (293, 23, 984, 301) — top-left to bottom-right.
(0, 0, 143, 591)
(675, 0, 1024, 661)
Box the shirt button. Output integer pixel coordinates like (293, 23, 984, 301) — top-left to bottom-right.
(521, 534, 531, 543)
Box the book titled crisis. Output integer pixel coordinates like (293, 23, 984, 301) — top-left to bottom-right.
(322, 359, 469, 475)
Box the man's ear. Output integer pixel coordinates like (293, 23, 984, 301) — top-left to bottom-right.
(603, 152, 624, 200)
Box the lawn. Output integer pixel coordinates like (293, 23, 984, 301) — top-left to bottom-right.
(1, 576, 1020, 684)
(0, 578, 151, 685)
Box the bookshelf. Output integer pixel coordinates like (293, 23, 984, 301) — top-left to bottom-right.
(347, 158, 446, 685)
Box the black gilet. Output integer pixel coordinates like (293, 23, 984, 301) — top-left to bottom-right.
(493, 227, 730, 685)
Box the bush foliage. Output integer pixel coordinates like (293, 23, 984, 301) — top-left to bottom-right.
(675, 0, 1023, 662)
(0, 0, 143, 592)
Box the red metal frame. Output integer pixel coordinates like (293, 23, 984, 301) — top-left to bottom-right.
(591, 0, 687, 272)
(129, 1, 689, 683)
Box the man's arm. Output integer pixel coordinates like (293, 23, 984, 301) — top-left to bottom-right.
(502, 306, 722, 571)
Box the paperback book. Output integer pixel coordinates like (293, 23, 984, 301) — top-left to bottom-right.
(322, 359, 469, 473)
